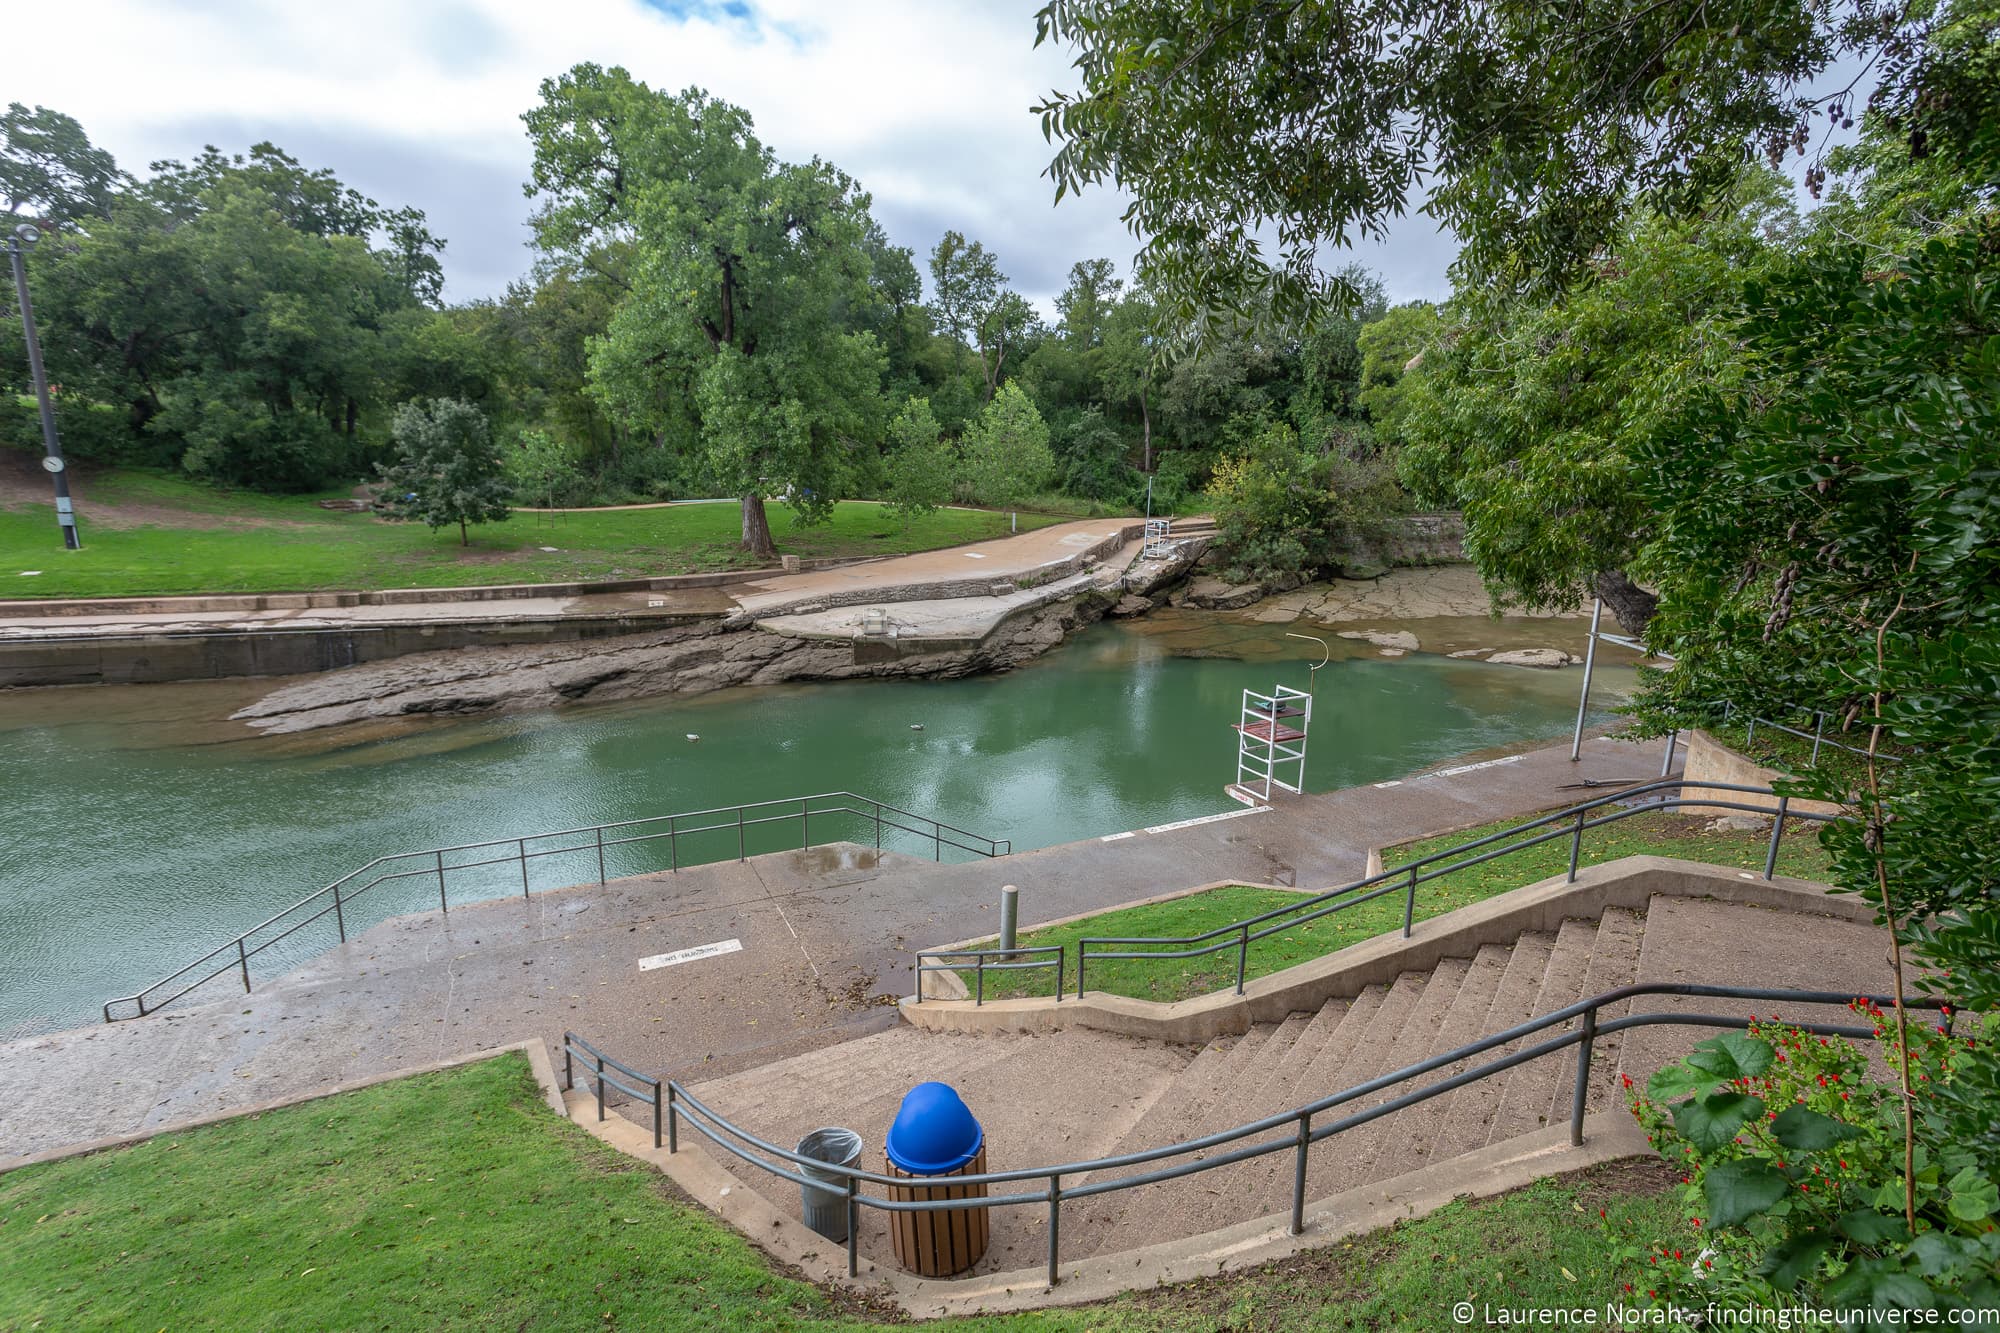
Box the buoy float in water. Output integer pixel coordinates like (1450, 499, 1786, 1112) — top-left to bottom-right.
(685, 734, 700, 742)
(910, 724, 924, 731)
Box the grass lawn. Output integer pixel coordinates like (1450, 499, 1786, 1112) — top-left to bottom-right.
(969, 809, 1836, 1003)
(0, 468, 1067, 599)
(0, 1051, 1683, 1331)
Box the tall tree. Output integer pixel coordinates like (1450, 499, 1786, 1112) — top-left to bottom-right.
(524, 65, 886, 557)
(1, 103, 122, 224)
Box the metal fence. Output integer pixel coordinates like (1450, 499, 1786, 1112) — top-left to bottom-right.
(103, 792, 1009, 1022)
(915, 779, 1834, 1006)
(1675, 699, 1905, 769)
(569, 985, 1947, 1289)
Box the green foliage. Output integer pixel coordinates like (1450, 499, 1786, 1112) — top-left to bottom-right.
(956, 382, 1054, 507)
(1354, 302, 1441, 448)
(882, 396, 952, 525)
(1205, 422, 1400, 584)
(377, 398, 511, 545)
(1034, 0, 1959, 336)
(1, 102, 122, 223)
(1626, 1016, 2000, 1318)
(502, 427, 583, 507)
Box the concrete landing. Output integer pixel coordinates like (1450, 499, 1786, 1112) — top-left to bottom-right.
(0, 733, 1668, 1160)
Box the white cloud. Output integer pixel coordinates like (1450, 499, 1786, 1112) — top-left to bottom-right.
(14, 0, 1451, 307)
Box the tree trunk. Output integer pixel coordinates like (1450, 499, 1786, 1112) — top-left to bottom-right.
(1593, 568, 1658, 638)
(740, 493, 776, 559)
(459, 518, 469, 547)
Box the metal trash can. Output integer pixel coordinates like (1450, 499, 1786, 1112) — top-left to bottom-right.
(796, 1127, 863, 1241)
(883, 1082, 989, 1277)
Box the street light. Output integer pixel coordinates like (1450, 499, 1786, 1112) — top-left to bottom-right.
(6, 221, 81, 550)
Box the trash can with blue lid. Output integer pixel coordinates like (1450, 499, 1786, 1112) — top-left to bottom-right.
(796, 1127, 864, 1241)
(883, 1082, 989, 1276)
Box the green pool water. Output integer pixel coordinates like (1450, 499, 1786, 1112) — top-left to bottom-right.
(0, 613, 1627, 1033)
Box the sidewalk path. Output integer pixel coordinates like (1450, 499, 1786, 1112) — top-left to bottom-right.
(1, 732, 1677, 1161)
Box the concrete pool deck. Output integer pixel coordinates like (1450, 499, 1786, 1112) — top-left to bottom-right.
(0, 732, 1672, 1161)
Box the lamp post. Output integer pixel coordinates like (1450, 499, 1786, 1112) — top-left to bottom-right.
(6, 222, 81, 550)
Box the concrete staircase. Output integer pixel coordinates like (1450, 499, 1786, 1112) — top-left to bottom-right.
(1060, 907, 1647, 1256)
(680, 892, 1893, 1274)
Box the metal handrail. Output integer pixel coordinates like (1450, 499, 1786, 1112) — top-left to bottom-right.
(1671, 698, 1905, 768)
(104, 791, 1011, 1022)
(912, 945, 1065, 1006)
(1067, 779, 1834, 1001)
(575, 984, 1949, 1289)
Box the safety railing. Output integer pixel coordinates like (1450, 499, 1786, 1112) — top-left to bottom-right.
(572, 984, 1948, 1289)
(564, 1032, 665, 1149)
(1665, 698, 1905, 769)
(1066, 779, 1835, 1001)
(912, 945, 1065, 1006)
(103, 792, 1009, 1022)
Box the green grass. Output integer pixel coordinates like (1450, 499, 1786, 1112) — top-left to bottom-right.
(0, 468, 1065, 598)
(0, 1051, 1684, 1331)
(970, 810, 1835, 1004)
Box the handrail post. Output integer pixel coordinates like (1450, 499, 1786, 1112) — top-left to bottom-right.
(436, 850, 448, 915)
(1291, 1111, 1311, 1235)
(1055, 949, 1064, 1003)
(802, 798, 809, 851)
(1660, 728, 1678, 778)
(563, 1040, 573, 1091)
(845, 1177, 860, 1278)
(519, 839, 530, 899)
(1046, 1173, 1062, 1289)
(1076, 944, 1086, 999)
(1764, 796, 1789, 880)
(737, 808, 745, 862)
(333, 881, 346, 943)
(666, 1084, 678, 1154)
(652, 1078, 663, 1149)
(975, 957, 984, 1007)
(934, 824, 941, 861)
(1236, 925, 1249, 996)
(874, 802, 882, 850)
(1403, 865, 1417, 938)
(595, 1054, 605, 1122)
(595, 827, 606, 886)
(1571, 1007, 1599, 1146)
(237, 937, 251, 993)
(669, 816, 678, 872)
(1811, 712, 1826, 766)
(1568, 809, 1586, 882)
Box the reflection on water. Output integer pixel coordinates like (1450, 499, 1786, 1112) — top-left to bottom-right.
(0, 614, 1630, 1033)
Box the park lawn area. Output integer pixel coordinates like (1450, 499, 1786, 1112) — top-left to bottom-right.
(970, 809, 1835, 1004)
(0, 468, 1065, 598)
(0, 1050, 1683, 1332)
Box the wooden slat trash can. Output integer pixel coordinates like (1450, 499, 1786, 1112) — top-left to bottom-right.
(883, 1081, 990, 1278)
(886, 1144, 989, 1277)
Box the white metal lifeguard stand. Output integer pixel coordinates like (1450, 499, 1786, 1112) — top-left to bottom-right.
(1228, 683, 1313, 804)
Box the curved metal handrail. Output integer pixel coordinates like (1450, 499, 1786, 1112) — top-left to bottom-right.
(569, 984, 1950, 1289)
(104, 791, 1010, 1022)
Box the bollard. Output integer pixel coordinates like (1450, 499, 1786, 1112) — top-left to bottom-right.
(999, 884, 1019, 954)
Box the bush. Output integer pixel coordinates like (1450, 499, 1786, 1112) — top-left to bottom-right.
(1623, 1016, 2000, 1318)
(956, 383, 1054, 507)
(1205, 422, 1402, 583)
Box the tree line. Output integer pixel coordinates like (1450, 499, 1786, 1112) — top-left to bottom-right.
(2, 82, 1419, 559)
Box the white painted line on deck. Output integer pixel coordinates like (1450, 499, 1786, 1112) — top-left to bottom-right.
(1143, 806, 1273, 835)
(638, 939, 743, 971)
(1373, 780, 1403, 789)
(1426, 755, 1524, 780)
(1100, 831, 1137, 842)
(963, 551, 987, 559)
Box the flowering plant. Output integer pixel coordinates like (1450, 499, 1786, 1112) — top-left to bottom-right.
(1625, 1006, 1999, 1320)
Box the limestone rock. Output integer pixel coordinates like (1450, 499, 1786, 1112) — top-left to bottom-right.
(1108, 594, 1153, 618)
(1179, 576, 1265, 611)
(1337, 629, 1420, 652)
(1447, 648, 1489, 659)
(1485, 647, 1576, 668)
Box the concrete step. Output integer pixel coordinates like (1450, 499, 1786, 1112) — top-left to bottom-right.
(1484, 917, 1600, 1145)
(1249, 997, 1355, 1117)
(1426, 932, 1557, 1162)
(1546, 904, 1647, 1121)
(1400, 943, 1514, 1174)
(1333, 956, 1478, 1190)
(1295, 963, 1471, 1205)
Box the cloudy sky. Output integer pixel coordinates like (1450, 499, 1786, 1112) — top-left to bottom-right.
(12, 0, 1459, 311)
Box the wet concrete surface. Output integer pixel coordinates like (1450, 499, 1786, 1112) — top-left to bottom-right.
(0, 733, 1674, 1160)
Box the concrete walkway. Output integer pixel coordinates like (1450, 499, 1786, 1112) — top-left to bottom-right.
(0, 732, 1670, 1160)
